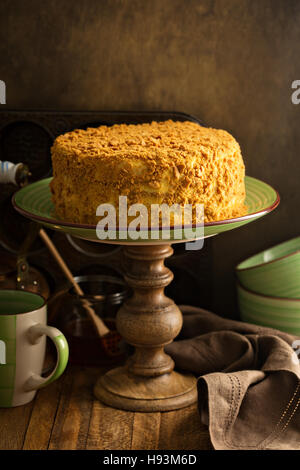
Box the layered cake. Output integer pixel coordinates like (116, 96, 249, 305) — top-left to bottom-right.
(50, 120, 247, 225)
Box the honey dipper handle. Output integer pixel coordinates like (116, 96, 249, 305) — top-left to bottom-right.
(39, 228, 110, 337)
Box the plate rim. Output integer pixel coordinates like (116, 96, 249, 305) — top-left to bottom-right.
(12, 175, 280, 232)
(237, 281, 300, 302)
(236, 236, 300, 272)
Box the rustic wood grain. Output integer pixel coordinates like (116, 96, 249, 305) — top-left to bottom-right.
(158, 404, 212, 450)
(0, 365, 212, 450)
(48, 366, 98, 450)
(0, 401, 34, 450)
(23, 376, 64, 450)
(45, 366, 73, 450)
(87, 400, 135, 450)
(131, 412, 161, 450)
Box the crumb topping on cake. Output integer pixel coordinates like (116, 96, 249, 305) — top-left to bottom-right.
(50, 120, 247, 225)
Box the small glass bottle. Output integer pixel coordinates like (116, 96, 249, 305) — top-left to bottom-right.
(0, 160, 31, 186)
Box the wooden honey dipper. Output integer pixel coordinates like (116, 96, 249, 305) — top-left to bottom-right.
(39, 229, 124, 357)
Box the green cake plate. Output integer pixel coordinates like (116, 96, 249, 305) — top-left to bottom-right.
(12, 176, 279, 243)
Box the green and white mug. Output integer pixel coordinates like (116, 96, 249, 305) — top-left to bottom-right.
(0, 289, 69, 407)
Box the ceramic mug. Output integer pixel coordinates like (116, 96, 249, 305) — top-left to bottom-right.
(0, 289, 69, 407)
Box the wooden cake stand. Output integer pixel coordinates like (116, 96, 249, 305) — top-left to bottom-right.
(13, 176, 279, 411)
(94, 242, 198, 411)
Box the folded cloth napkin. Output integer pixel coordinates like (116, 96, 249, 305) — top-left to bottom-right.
(165, 306, 300, 450)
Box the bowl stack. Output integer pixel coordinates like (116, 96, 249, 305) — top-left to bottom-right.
(236, 237, 300, 335)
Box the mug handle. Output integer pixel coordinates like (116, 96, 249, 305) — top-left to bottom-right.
(24, 323, 69, 391)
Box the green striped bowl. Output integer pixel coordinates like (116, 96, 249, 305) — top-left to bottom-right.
(12, 176, 279, 243)
(236, 237, 300, 298)
(237, 283, 300, 335)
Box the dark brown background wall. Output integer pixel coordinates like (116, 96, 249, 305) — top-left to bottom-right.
(0, 0, 299, 315)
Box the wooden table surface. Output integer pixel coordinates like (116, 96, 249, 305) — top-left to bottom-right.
(0, 365, 212, 450)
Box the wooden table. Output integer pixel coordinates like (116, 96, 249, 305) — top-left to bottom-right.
(0, 365, 212, 450)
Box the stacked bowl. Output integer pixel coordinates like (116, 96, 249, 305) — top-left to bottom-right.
(236, 237, 300, 335)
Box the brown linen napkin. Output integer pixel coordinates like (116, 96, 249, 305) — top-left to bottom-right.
(165, 305, 300, 450)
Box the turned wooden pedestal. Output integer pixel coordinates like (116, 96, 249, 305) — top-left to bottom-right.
(94, 244, 198, 412)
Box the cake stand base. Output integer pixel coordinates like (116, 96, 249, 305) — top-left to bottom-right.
(94, 366, 197, 412)
(93, 244, 198, 412)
